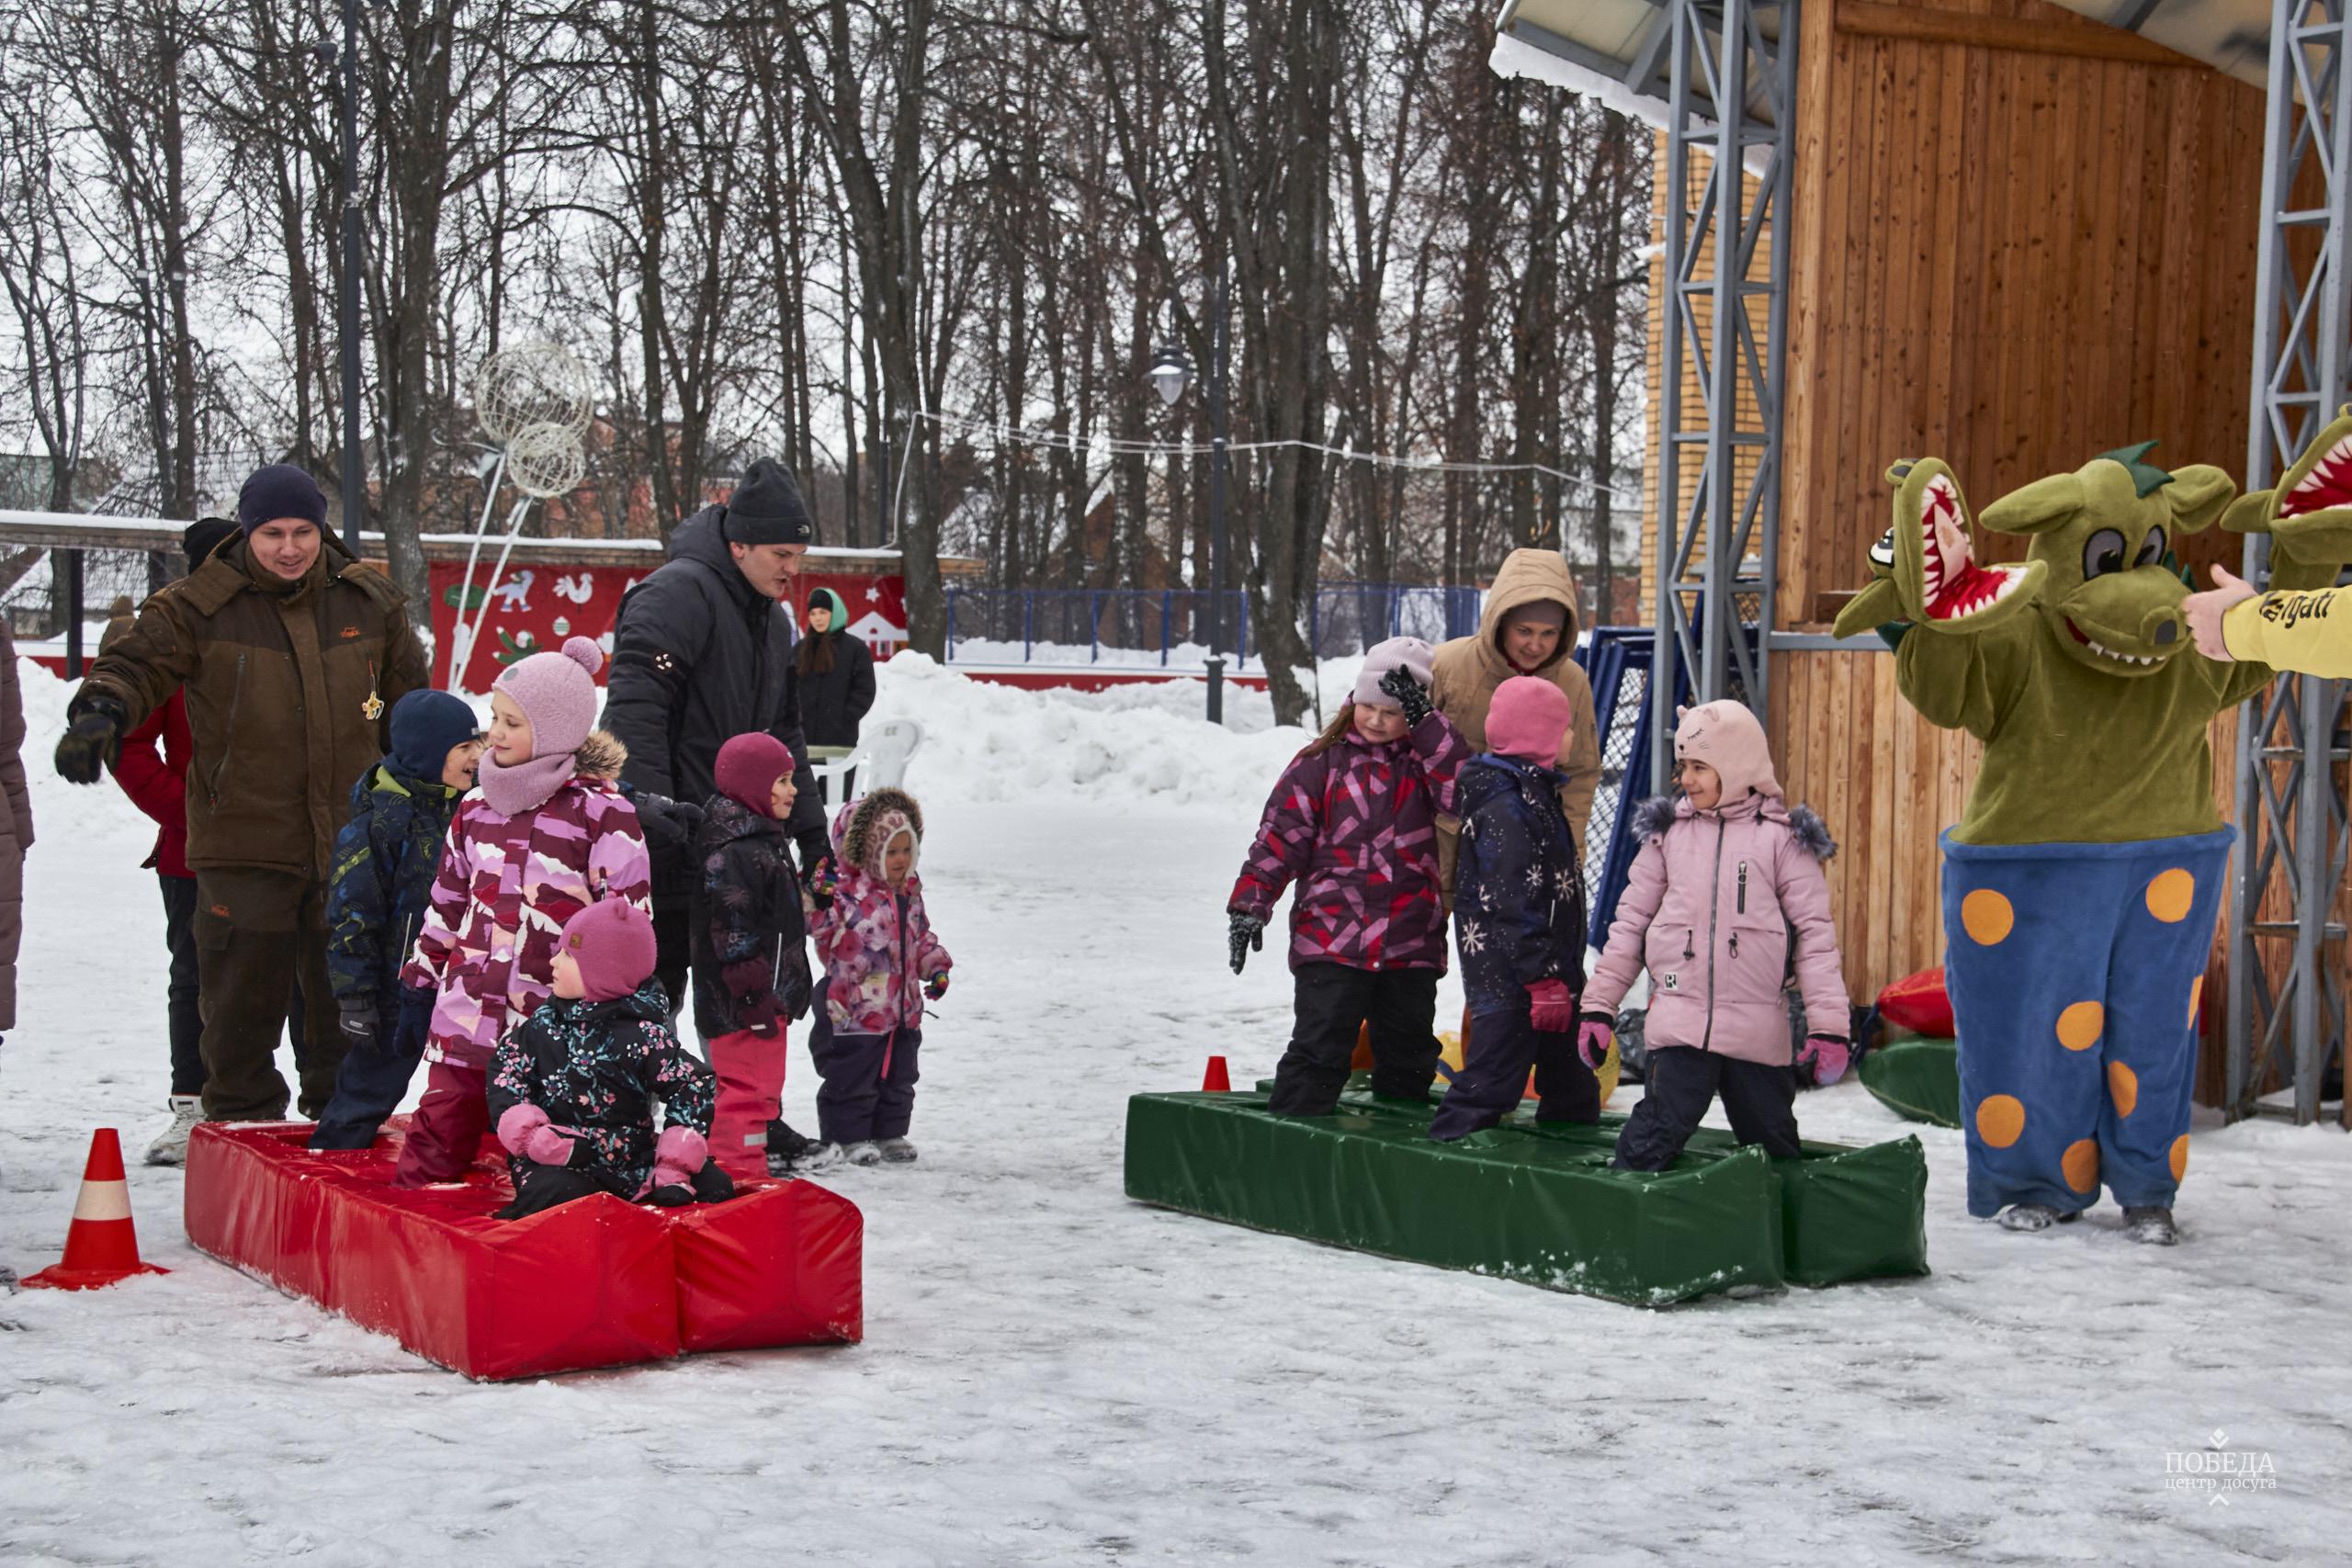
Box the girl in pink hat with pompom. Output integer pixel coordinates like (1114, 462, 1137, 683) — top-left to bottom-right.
(392, 637, 653, 1187)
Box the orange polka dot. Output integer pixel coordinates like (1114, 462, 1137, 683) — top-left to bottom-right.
(2188, 976, 2205, 1028)
(2146, 869, 2197, 923)
(2062, 1138, 2100, 1194)
(2055, 1001, 2105, 1052)
(1962, 889, 2015, 945)
(2109, 1061, 2139, 1118)
(2169, 1134, 2189, 1181)
(1975, 1094, 2026, 1148)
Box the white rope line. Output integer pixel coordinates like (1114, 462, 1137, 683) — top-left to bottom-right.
(910, 408, 1644, 503)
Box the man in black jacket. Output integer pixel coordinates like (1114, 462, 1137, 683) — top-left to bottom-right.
(604, 458, 831, 1011)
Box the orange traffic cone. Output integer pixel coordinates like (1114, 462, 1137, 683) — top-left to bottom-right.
(1202, 1055, 1233, 1092)
(23, 1129, 170, 1292)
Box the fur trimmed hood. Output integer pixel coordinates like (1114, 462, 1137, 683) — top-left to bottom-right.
(574, 729, 628, 781)
(1628, 794, 1837, 861)
(830, 785, 925, 876)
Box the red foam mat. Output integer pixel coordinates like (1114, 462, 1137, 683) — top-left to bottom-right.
(185, 1122, 861, 1379)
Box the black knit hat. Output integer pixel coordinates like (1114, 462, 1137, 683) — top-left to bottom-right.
(720, 457, 814, 547)
(236, 463, 328, 534)
(183, 518, 238, 570)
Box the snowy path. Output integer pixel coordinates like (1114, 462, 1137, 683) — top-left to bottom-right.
(5, 664, 2351, 1565)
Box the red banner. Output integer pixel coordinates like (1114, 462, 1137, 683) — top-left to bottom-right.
(428, 560, 908, 692)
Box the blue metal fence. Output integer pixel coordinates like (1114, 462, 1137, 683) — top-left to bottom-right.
(942, 581, 1481, 667)
(1573, 626, 1690, 937)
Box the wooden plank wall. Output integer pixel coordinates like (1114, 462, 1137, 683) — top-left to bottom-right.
(1779, 0, 2267, 630)
(1728, 0, 2271, 1008)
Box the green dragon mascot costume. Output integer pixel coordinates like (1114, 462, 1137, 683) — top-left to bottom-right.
(1837, 416, 2352, 1243)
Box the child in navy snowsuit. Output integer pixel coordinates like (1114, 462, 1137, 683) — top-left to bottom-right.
(488, 899, 731, 1218)
(1229, 637, 1467, 1116)
(802, 787, 951, 1168)
(309, 690, 482, 1150)
(1430, 676, 1595, 1142)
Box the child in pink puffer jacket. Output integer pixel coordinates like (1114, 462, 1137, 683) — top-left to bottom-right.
(1577, 701, 1849, 1171)
(392, 637, 652, 1187)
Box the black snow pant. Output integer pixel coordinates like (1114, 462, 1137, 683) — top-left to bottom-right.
(159, 874, 205, 1097)
(1429, 1000, 1598, 1141)
(810, 1008, 922, 1145)
(1267, 963, 1442, 1118)
(495, 1158, 633, 1221)
(307, 1016, 424, 1151)
(1612, 1045, 1801, 1171)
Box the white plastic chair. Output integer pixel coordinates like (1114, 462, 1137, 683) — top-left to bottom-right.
(862, 718, 923, 791)
(811, 719, 923, 812)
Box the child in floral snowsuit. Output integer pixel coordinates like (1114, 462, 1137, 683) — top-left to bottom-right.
(800, 786, 950, 1168)
(487, 900, 729, 1218)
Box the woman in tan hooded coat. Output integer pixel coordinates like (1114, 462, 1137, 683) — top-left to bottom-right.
(1429, 548, 1603, 899)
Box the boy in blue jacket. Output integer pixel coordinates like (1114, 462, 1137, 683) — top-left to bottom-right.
(1430, 676, 1596, 1142)
(308, 690, 482, 1149)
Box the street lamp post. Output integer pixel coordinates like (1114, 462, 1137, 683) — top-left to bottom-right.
(336, 0, 364, 557)
(1145, 259, 1230, 726)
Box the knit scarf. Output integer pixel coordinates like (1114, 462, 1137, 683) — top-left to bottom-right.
(479, 748, 577, 817)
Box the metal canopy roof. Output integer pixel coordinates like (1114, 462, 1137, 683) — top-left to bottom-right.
(1493, 0, 2274, 122)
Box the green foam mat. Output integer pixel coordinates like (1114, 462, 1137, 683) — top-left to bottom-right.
(1126, 1090, 1928, 1303)
(1858, 1036, 1962, 1129)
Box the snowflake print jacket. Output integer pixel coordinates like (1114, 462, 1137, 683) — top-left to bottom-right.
(1581, 793, 1848, 1066)
(808, 788, 950, 1035)
(1453, 751, 1589, 1016)
(400, 736, 654, 1070)
(1228, 711, 1468, 972)
(486, 984, 715, 1198)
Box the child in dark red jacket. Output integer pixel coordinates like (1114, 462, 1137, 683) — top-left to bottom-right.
(1227, 637, 1467, 1117)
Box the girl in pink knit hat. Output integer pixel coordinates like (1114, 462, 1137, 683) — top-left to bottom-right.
(392, 637, 653, 1187)
(1577, 699, 1851, 1171)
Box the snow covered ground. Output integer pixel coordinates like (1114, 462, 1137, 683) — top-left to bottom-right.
(4, 656, 2349, 1565)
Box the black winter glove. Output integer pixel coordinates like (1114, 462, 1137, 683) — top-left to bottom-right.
(1376, 665, 1434, 727)
(804, 853, 839, 911)
(1227, 910, 1266, 976)
(689, 1160, 736, 1203)
(54, 694, 127, 784)
(337, 999, 382, 1058)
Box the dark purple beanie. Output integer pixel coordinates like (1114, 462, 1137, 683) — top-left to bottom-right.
(236, 464, 328, 534)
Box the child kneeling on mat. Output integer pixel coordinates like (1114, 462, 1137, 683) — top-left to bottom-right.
(798, 788, 950, 1168)
(1430, 676, 1594, 1141)
(1228, 637, 1467, 1116)
(488, 900, 731, 1218)
(691, 732, 814, 1179)
(1578, 700, 1850, 1171)
(393, 637, 652, 1187)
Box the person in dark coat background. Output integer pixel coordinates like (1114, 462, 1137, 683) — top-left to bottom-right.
(602, 457, 831, 1014)
(797, 586, 876, 747)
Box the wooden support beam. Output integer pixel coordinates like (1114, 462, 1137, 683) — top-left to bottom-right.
(1836, 1, 2207, 71)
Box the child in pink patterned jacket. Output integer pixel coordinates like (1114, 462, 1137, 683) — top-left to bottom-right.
(798, 785, 949, 1168)
(391, 637, 652, 1187)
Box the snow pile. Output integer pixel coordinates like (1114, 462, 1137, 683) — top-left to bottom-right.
(870, 652, 1315, 814)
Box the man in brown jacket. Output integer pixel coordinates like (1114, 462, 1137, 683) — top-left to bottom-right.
(55, 465, 428, 1122)
(1430, 547, 1604, 902)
